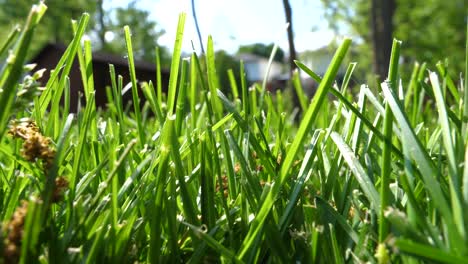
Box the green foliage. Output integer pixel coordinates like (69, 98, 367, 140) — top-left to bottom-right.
(102, 1, 170, 65)
(0, 0, 170, 64)
(238, 42, 285, 62)
(393, 0, 465, 75)
(214, 50, 241, 94)
(0, 0, 95, 54)
(320, 0, 465, 78)
(0, 4, 467, 264)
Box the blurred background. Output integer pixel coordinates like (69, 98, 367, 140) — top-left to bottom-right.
(0, 0, 465, 94)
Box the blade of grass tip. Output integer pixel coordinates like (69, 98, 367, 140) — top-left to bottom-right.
(250, 84, 258, 119)
(414, 63, 427, 124)
(238, 38, 351, 259)
(45, 15, 89, 137)
(166, 13, 186, 115)
(341, 62, 357, 92)
(142, 81, 164, 125)
(109, 65, 124, 125)
(294, 60, 322, 83)
(83, 39, 97, 140)
(73, 21, 90, 101)
(124, 26, 145, 144)
(227, 69, 239, 100)
(350, 86, 366, 152)
(206, 36, 223, 119)
(429, 71, 465, 239)
(292, 69, 308, 112)
(381, 81, 465, 254)
(0, 3, 47, 140)
(436, 62, 460, 103)
(380, 39, 401, 242)
(296, 61, 404, 160)
(404, 62, 420, 112)
(259, 42, 280, 110)
(37, 15, 88, 118)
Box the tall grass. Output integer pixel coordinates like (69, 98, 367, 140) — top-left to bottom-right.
(0, 4, 466, 263)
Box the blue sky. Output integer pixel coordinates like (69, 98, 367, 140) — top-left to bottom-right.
(106, 0, 337, 54)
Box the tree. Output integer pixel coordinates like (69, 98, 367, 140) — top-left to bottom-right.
(237, 43, 285, 63)
(282, 0, 297, 77)
(370, 0, 395, 79)
(0, 0, 170, 65)
(101, 1, 170, 64)
(393, 0, 465, 75)
(320, 0, 465, 78)
(0, 0, 96, 54)
(214, 50, 240, 94)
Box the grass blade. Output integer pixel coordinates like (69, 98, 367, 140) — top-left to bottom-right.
(124, 25, 145, 144)
(380, 39, 401, 242)
(238, 38, 351, 259)
(166, 13, 186, 115)
(0, 3, 47, 139)
(330, 131, 380, 211)
(381, 81, 464, 254)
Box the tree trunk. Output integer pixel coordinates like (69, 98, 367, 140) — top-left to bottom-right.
(371, 0, 395, 80)
(96, 0, 107, 50)
(282, 0, 297, 77)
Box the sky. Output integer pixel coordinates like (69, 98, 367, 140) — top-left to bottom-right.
(105, 0, 337, 54)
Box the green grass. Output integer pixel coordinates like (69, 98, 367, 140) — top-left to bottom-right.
(0, 5, 467, 263)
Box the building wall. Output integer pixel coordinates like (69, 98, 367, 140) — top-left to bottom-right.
(31, 44, 169, 113)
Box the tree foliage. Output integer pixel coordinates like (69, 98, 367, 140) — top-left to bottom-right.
(0, 0, 170, 64)
(282, 0, 297, 76)
(214, 50, 240, 93)
(0, 0, 96, 54)
(238, 43, 285, 63)
(320, 0, 465, 77)
(100, 1, 170, 64)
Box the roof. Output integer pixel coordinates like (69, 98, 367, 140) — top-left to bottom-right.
(31, 43, 169, 73)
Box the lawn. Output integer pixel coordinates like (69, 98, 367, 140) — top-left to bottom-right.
(0, 4, 467, 263)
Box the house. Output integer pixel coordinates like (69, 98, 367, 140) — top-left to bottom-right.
(237, 53, 284, 83)
(30, 43, 170, 112)
(294, 47, 348, 96)
(299, 46, 347, 78)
